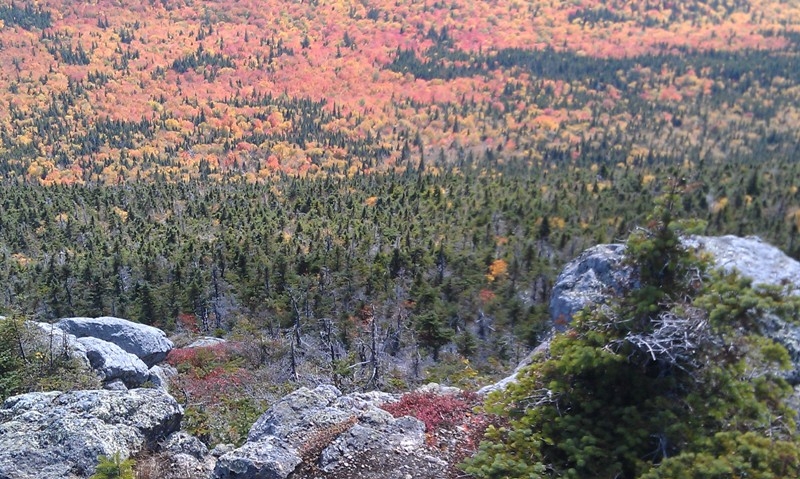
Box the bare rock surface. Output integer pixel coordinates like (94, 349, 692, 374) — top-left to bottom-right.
(548, 243, 633, 329)
(0, 388, 182, 479)
(77, 337, 150, 388)
(683, 235, 800, 288)
(57, 316, 174, 367)
(213, 385, 440, 479)
(186, 337, 227, 349)
(151, 431, 217, 479)
(551, 235, 800, 328)
(214, 437, 301, 479)
(27, 321, 91, 369)
(147, 364, 176, 392)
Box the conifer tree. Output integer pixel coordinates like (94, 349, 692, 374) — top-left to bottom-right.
(464, 192, 800, 479)
(90, 452, 135, 479)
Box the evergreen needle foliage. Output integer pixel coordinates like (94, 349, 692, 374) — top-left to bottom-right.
(90, 452, 135, 479)
(464, 196, 800, 479)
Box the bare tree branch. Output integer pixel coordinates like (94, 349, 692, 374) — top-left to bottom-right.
(608, 307, 712, 371)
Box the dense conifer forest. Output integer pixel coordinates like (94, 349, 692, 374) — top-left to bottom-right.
(2, 158, 799, 369)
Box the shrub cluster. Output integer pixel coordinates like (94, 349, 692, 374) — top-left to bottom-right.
(464, 200, 800, 479)
(381, 391, 475, 432)
(90, 452, 134, 479)
(166, 342, 266, 446)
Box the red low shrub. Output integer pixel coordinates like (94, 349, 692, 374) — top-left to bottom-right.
(381, 391, 474, 432)
(167, 342, 239, 370)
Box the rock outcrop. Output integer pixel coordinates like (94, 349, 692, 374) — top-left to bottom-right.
(27, 321, 91, 369)
(186, 337, 227, 349)
(213, 385, 444, 479)
(57, 316, 174, 367)
(550, 235, 800, 327)
(147, 364, 176, 392)
(548, 243, 633, 329)
(214, 438, 301, 479)
(23, 317, 173, 389)
(78, 337, 151, 388)
(682, 235, 800, 287)
(152, 431, 217, 479)
(0, 388, 183, 479)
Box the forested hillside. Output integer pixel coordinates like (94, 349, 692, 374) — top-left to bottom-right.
(1, 0, 800, 335)
(2, 159, 799, 374)
(1, 0, 800, 391)
(1, 157, 798, 447)
(3, 0, 800, 467)
(0, 0, 799, 183)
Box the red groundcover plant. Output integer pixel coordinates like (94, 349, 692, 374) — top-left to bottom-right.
(382, 390, 505, 477)
(166, 343, 252, 403)
(381, 391, 475, 432)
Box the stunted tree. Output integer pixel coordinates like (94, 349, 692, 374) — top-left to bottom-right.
(465, 191, 800, 479)
(411, 279, 452, 360)
(90, 452, 134, 479)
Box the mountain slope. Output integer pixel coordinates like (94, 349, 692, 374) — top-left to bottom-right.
(1, 0, 800, 183)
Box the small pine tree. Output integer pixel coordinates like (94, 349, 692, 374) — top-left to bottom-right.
(0, 316, 25, 400)
(415, 310, 452, 360)
(90, 452, 135, 479)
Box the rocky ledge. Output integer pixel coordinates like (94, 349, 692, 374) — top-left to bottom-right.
(213, 385, 447, 479)
(22, 316, 175, 390)
(0, 388, 182, 479)
(57, 316, 174, 368)
(5, 235, 797, 478)
(550, 235, 800, 327)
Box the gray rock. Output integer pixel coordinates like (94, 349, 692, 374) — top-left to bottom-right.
(0, 388, 182, 479)
(247, 384, 345, 445)
(163, 431, 209, 460)
(78, 337, 150, 388)
(548, 243, 632, 330)
(57, 316, 173, 367)
(683, 235, 800, 288)
(104, 379, 129, 391)
(186, 337, 227, 349)
(546, 234, 800, 382)
(213, 385, 427, 479)
(550, 235, 800, 328)
(318, 414, 425, 472)
(484, 235, 800, 395)
(214, 437, 301, 479)
(144, 432, 216, 479)
(161, 452, 215, 479)
(147, 364, 175, 392)
(331, 390, 397, 413)
(211, 444, 236, 457)
(414, 382, 461, 396)
(27, 321, 91, 369)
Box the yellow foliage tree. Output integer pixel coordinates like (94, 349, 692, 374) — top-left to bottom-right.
(486, 258, 508, 282)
